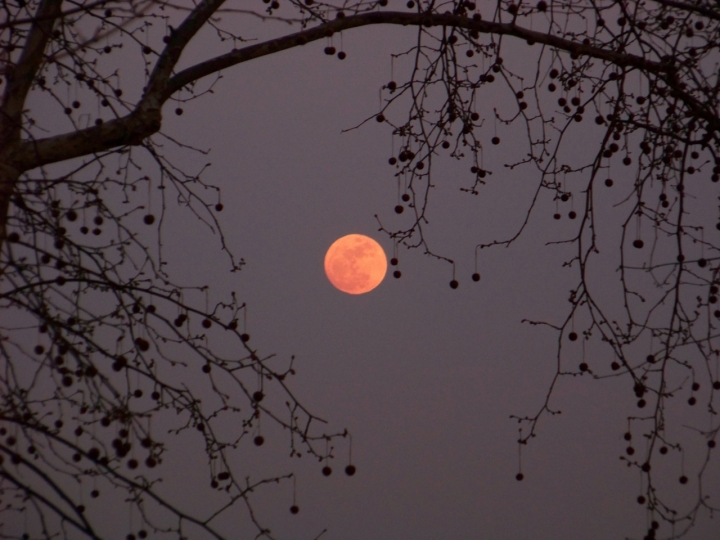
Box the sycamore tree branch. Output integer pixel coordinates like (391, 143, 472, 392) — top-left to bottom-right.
(652, 0, 720, 22)
(0, 0, 62, 143)
(164, 10, 674, 99)
(7, 10, 718, 174)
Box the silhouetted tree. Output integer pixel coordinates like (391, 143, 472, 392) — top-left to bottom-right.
(1, 1, 719, 539)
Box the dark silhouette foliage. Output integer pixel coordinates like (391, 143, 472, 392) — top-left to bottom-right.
(1, 1, 719, 538)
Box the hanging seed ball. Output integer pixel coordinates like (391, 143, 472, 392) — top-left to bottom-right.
(395, 205, 404, 214)
(376, 114, 385, 122)
(560, 193, 569, 202)
(241, 333, 250, 342)
(202, 318, 212, 329)
(80, 226, 89, 234)
(94, 215, 104, 226)
(134, 389, 143, 398)
(72, 100, 81, 109)
(290, 505, 300, 514)
(579, 362, 588, 372)
(174, 108, 183, 116)
(390, 257, 398, 266)
(515, 473, 524, 481)
(698, 258, 707, 267)
(218, 471, 230, 480)
(337, 51, 346, 60)
(626, 446, 635, 455)
(491, 136, 500, 145)
(472, 272, 481, 282)
(254, 435, 264, 446)
(145, 457, 157, 468)
(202, 364, 211, 373)
(709, 440, 716, 448)
(142, 46, 152, 54)
(34, 345, 45, 355)
(322, 466, 332, 476)
(151, 391, 161, 400)
(138, 532, 147, 539)
(388, 157, 397, 165)
(345, 464, 356, 476)
(642, 462, 651, 472)
(450, 280, 459, 289)
(127, 459, 138, 469)
(568, 332, 578, 341)
(692, 382, 700, 391)
(401, 193, 411, 202)
(605, 178, 613, 187)
(91, 489, 100, 498)
(679, 475, 688, 484)
(714, 381, 720, 390)
(253, 391, 264, 402)
(659, 446, 668, 455)
(441, 140, 450, 149)
(40, 254, 51, 264)
(553, 213, 561, 220)
(624, 432, 632, 441)
(633, 239, 644, 249)
(324, 46, 336, 55)
(568, 211, 577, 219)
(393, 270, 402, 279)
(387, 81, 397, 91)
(215, 203, 224, 212)
(637, 399, 646, 408)
(66, 209, 78, 221)
(637, 495, 646, 505)
(143, 214, 155, 225)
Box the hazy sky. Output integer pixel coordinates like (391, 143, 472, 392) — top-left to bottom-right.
(145, 19, 718, 540)
(4, 5, 719, 540)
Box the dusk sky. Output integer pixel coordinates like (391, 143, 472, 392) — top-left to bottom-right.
(3, 2, 719, 539)
(146, 18, 718, 540)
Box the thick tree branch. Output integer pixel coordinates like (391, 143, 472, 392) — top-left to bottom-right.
(164, 10, 670, 100)
(7, 10, 718, 176)
(0, 0, 62, 143)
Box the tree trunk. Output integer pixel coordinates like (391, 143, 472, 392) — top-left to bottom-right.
(0, 159, 20, 254)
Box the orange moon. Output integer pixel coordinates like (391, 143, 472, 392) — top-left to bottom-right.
(324, 234, 387, 294)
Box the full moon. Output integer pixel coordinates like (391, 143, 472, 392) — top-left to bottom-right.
(324, 234, 387, 294)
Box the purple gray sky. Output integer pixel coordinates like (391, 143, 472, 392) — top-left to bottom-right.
(5, 4, 720, 539)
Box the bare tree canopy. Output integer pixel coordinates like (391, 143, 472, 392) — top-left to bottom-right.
(1, 0, 720, 538)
